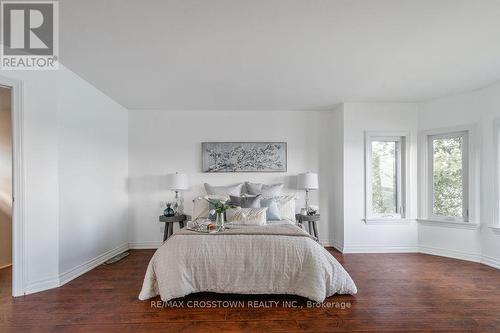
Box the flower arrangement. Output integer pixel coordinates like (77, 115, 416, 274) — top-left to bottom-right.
(205, 196, 236, 230)
(209, 201, 234, 216)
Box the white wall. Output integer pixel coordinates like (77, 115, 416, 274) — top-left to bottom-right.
(342, 103, 420, 252)
(128, 110, 337, 247)
(0, 65, 129, 294)
(57, 68, 129, 278)
(329, 106, 344, 250)
(418, 82, 500, 266)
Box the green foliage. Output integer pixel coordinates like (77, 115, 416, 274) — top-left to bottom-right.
(432, 137, 463, 217)
(371, 141, 397, 214)
(210, 200, 235, 214)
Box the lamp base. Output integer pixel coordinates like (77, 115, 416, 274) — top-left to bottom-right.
(174, 190, 184, 215)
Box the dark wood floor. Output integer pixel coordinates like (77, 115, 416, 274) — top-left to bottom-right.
(0, 249, 499, 332)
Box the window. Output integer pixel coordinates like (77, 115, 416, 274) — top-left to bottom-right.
(427, 131, 469, 222)
(365, 133, 407, 220)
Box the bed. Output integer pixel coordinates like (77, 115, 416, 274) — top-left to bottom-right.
(139, 222, 357, 302)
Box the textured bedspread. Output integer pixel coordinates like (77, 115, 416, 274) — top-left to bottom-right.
(139, 224, 357, 302)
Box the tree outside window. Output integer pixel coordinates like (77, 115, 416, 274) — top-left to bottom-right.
(432, 136, 464, 218)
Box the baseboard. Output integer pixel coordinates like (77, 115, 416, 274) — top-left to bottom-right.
(418, 245, 482, 263)
(59, 243, 129, 286)
(342, 245, 419, 253)
(481, 254, 500, 269)
(328, 240, 344, 253)
(128, 241, 163, 249)
(319, 240, 334, 247)
(25, 276, 60, 295)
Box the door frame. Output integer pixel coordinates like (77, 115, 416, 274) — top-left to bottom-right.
(0, 75, 26, 296)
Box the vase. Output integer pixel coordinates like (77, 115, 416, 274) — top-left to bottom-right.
(164, 204, 175, 217)
(216, 212, 225, 230)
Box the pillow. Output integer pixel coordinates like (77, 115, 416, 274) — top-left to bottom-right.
(229, 194, 262, 208)
(192, 196, 209, 221)
(204, 183, 243, 196)
(260, 197, 281, 221)
(245, 182, 284, 197)
(276, 195, 296, 223)
(226, 207, 267, 226)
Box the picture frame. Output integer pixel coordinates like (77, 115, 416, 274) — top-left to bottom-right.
(202, 142, 287, 173)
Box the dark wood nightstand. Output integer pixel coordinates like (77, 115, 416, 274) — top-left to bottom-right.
(295, 214, 320, 241)
(159, 215, 190, 241)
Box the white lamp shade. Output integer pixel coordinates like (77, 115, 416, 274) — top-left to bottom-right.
(297, 172, 319, 190)
(166, 173, 190, 190)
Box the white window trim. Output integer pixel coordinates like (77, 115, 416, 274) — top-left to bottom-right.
(364, 131, 410, 223)
(427, 131, 469, 222)
(362, 218, 414, 225)
(418, 124, 479, 228)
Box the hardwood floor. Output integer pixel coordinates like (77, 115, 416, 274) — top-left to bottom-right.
(0, 249, 499, 332)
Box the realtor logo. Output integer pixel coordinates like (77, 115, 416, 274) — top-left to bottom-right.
(1, 0, 58, 70)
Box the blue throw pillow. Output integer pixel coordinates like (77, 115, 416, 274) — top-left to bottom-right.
(260, 198, 281, 221)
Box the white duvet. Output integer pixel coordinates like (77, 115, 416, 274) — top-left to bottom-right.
(139, 224, 357, 302)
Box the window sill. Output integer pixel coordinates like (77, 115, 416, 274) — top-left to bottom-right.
(489, 226, 500, 234)
(417, 219, 479, 230)
(363, 218, 413, 225)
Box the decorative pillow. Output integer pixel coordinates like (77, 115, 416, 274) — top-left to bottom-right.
(245, 182, 284, 197)
(244, 182, 283, 197)
(260, 197, 281, 221)
(226, 207, 267, 226)
(192, 196, 209, 221)
(229, 194, 262, 208)
(204, 183, 243, 196)
(275, 195, 296, 223)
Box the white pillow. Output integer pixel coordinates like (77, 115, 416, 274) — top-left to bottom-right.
(245, 182, 284, 197)
(276, 195, 296, 223)
(192, 195, 229, 220)
(192, 196, 209, 221)
(204, 183, 243, 196)
(226, 207, 267, 226)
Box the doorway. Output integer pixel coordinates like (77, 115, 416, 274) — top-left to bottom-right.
(0, 85, 12, 298)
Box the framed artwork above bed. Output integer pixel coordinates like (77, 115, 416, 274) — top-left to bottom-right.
(202, 142, 287, 173)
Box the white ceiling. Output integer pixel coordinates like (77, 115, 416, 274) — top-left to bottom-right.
(59, 0, 500, 110)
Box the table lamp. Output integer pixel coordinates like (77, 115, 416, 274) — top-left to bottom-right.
(297, 172, 318, 213)
(166, 172, 190, 215)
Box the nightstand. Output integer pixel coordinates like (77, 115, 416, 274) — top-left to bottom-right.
(159, 215, 190, 241)
(295, 214, 320, 241)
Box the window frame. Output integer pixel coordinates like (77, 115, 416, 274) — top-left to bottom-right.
(427, 131, 469, 222)
(418, 124, 479, 227)
(364, 131, 408, 221)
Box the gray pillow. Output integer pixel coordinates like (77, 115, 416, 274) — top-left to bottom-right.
(229, 195, 262, 208)
(245, 182, 284, 197)
(204, 183, 243, 196)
